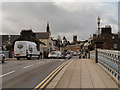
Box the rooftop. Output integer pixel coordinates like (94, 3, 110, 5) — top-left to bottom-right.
(34, 32, 50, 39)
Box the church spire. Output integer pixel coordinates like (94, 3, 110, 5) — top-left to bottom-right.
(46, 22, 50, 32)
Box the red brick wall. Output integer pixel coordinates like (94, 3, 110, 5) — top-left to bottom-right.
(65, 45, 81, 52)
(101, 33, 120, 50)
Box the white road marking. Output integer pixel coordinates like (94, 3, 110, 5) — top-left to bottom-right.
(23, 64, 34, 69)
(37, 62, 41, 64)
(0, 71, 15, 77)
(60, 60, 64, 61)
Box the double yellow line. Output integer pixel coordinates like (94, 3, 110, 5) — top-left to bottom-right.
(34, 60, 70, 90)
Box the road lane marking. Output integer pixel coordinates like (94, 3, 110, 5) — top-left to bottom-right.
(40, 63, 66, 88)
(34, 64, 65, 89)
(60, 60, 64, 61)
(38, 61, 43, 63)
(23, 64, 34, 69)
(0, 71, 15, 77)
(37, 62, 41, 64)
(34, 60, 70, 89)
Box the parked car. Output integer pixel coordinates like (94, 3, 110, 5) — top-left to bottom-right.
(14, 41, 40, 60)
(65, 54, 71, 59)
(61, 53, 66, 59)
(48, 51, 62, 59)
(48, 51, 56, 59)
(79, 54, 85, 59)
(77, 52, 81, 55)
(0, 51, 5, 63)
(73, 52, 77, 56)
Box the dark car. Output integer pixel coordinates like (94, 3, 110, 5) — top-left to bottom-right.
(65, 54, 71, 59)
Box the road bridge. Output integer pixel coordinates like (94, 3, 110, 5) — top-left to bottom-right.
(1, 49, 120, 89)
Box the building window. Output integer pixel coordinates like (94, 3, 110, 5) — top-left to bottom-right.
(113, 43, 117, 49)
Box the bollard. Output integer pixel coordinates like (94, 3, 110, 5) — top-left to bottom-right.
(94, 45, 98, 63)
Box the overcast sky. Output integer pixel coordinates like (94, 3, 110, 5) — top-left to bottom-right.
(1, 1, 119, 42)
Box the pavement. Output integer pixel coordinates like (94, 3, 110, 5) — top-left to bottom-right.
(47, 59, 119, 88)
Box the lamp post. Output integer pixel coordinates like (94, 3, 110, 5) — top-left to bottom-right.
(8, 35, 11, 44)
(97, 16, 101, 37)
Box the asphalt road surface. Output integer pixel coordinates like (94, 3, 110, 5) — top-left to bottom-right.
(1, 58, 69, 89)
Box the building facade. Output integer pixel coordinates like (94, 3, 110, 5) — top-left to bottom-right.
(73, 35, 77, 43)
(65, 44, 82, 52)
(34, 22, 52, 51)
(51, 39, 59, 51)
(0, 35, 20, 50)
(88, 25, 120, 50)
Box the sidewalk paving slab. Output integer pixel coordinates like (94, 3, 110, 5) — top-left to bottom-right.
(49, 59, 119, 88)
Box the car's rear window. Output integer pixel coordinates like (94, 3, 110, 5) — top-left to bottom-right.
(50, 51, 56, 54)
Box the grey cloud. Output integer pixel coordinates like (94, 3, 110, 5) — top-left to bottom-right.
(2, 2, 118, 41)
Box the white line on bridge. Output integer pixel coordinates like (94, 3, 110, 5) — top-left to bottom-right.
(37, 62, 41, 64)
(23, 64, 34, 69)
(60, 60, 64, 61)
(0, 71, 16, 77)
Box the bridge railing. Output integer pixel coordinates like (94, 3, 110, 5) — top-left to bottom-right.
(90, 50, 94, 60)
(90, 49, 120, 83)
(2, 51, 9, 58)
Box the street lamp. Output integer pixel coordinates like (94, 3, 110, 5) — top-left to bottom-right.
(97, 16, 101, 36)
(8, 35, 11, 44)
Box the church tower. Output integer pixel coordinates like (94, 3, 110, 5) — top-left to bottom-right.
(73, 35, 77, 43)
(46, 22, 50, 32)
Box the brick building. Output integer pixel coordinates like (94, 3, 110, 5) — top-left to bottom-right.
(89, 25, 120, 50)
(65, 44, 82, 52)
(101, 26, 120, 50)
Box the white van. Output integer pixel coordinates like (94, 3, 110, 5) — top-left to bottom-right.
(14, 41, 40, 60)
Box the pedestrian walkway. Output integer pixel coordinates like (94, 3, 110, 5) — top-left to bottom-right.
(54, 59, 119, 88)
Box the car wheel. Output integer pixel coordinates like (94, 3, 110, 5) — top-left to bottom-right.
(17, 58, 20, 60)
(28, 55, 32, 60)
(2, 57, 4, 63)
(37, 55, 40, 59)
(27, 57, 31, 60)
(27, 56, 31, 60)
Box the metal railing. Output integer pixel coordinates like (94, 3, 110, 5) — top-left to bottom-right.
(2, 51, 9, 58)
(90, 49, 120, 84)
(1, 51, 15, 58)
(90, 50, 94, 60)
